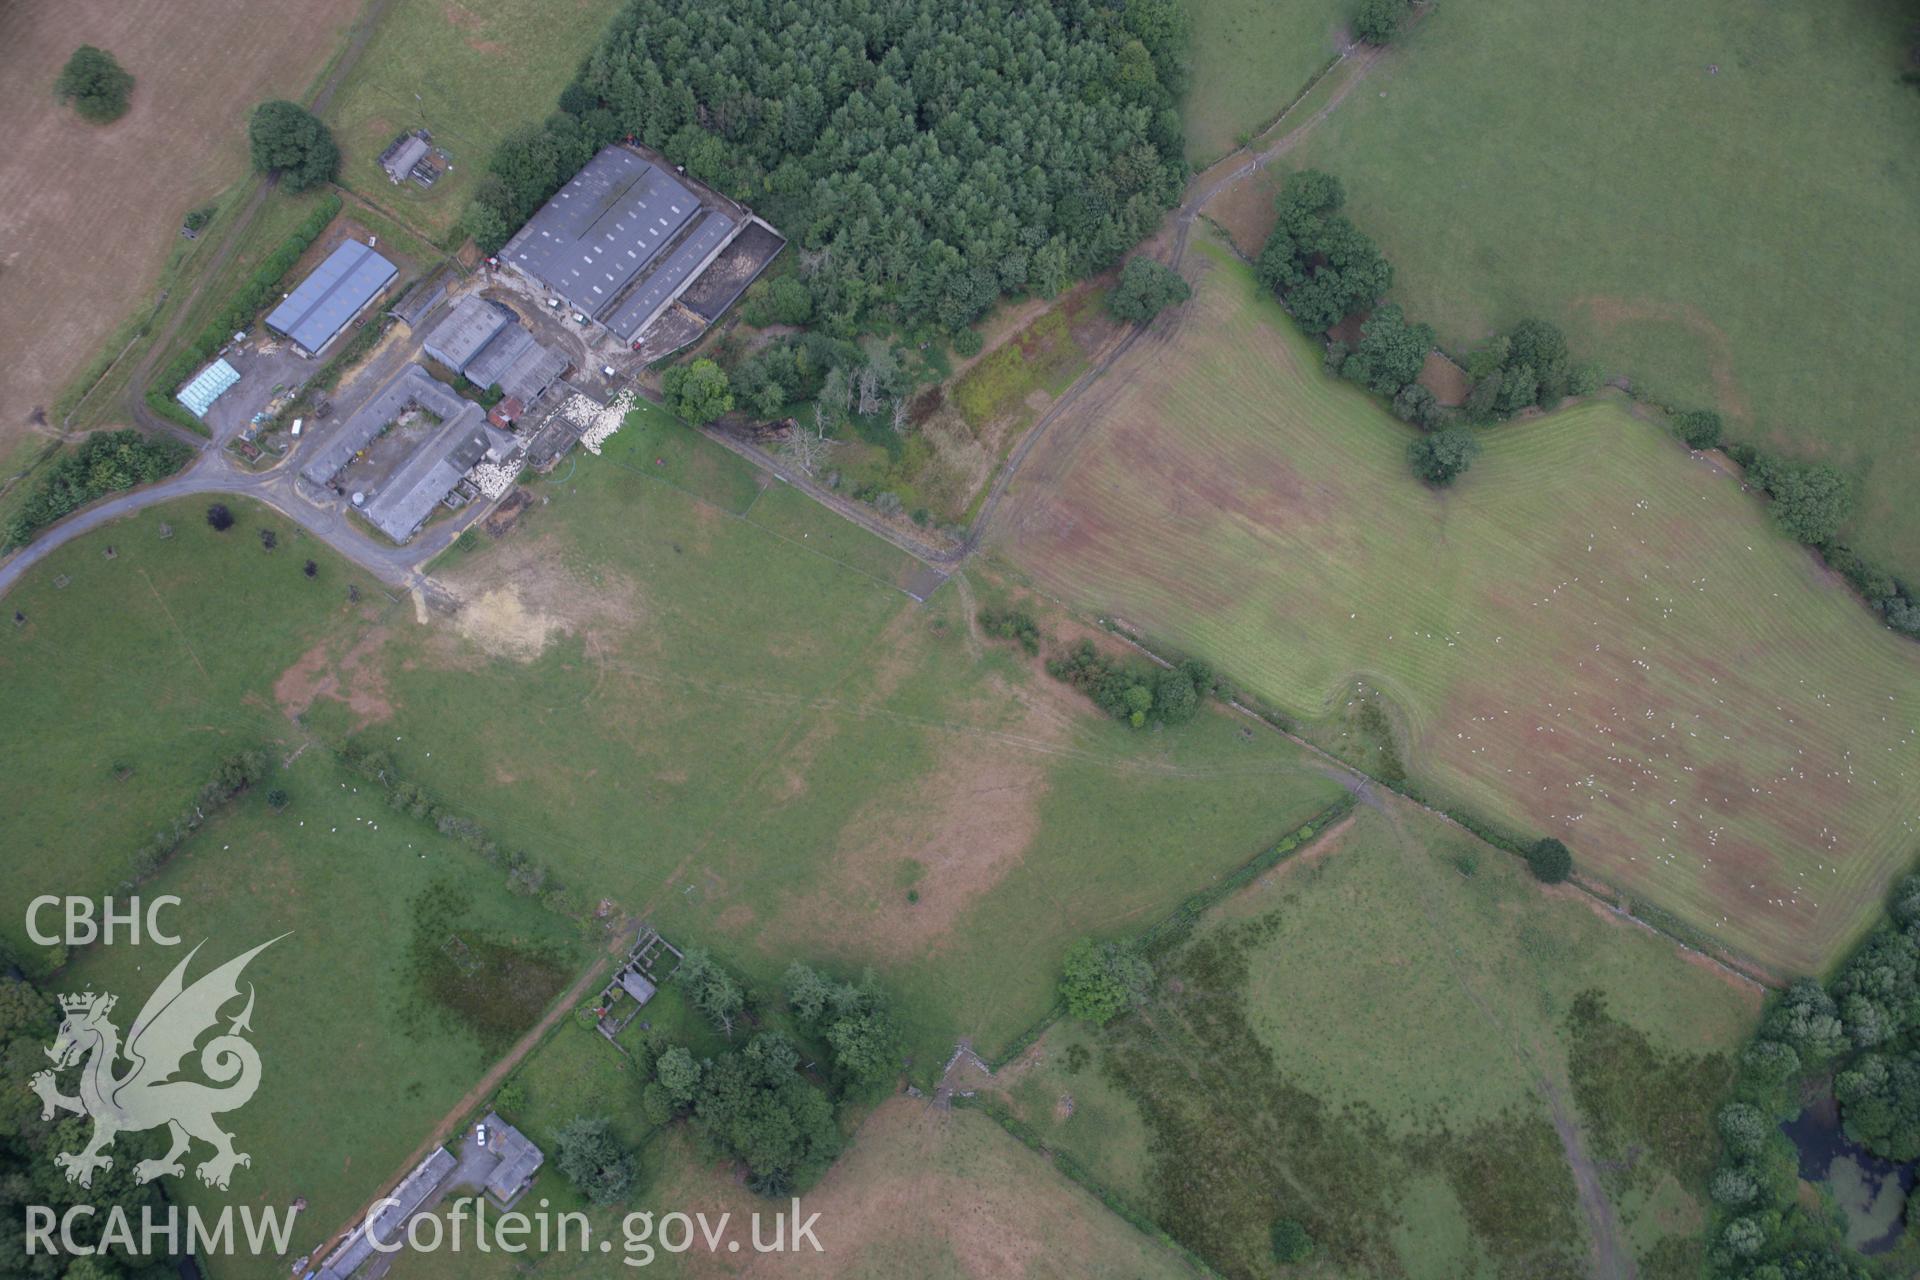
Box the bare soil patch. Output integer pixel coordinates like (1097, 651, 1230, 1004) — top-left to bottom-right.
(1419, 350, 1472, 405)
(795, 708, 1055, 960)
(678, 1099, 1190, 1279)
(437, 532, 644, 663)
(273, 627, 395, 728)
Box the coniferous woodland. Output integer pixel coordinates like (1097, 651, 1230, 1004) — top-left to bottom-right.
(464, 0, 1191, 335)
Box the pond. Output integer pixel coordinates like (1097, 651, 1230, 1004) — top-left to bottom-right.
(1781, 1088, 1916, 1254)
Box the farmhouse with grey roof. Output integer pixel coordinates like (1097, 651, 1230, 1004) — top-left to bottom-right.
(478, 1112, 544, 1208)
(266, 240, 397, 357)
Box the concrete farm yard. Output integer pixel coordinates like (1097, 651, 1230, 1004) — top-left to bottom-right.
(991, 235, 1920, 976)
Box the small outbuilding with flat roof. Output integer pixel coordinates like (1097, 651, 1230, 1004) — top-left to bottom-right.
(266, 240, 398, 357)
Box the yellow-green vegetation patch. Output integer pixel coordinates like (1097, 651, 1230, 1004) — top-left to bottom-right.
(322, 0, 627, 241)
(982, 798, 1755, 1278)
(992, 233, 1920, 975)
(1286, 0, 1920, 573)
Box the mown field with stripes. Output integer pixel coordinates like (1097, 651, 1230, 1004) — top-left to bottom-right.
(991, 233, 1920, 976)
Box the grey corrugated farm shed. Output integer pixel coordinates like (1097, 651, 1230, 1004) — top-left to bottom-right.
(463, 325, 568, 404)
(422, 295, 513, 374)
(299, 364, 466, 489)
(383, 136, 430, 183)
(603, 211, 735, 341)
(266, 240, 397, 356)
(361, 404, 517, 543)
(501, 148, 697, 318)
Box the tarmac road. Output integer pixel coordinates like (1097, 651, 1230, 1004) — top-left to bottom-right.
(0, 432, 469, 601)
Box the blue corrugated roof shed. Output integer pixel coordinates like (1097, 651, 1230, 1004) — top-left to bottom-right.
(265, 241, 398, 354)
(176, 358, 242, 418)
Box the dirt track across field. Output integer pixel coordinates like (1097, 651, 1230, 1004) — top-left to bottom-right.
(305, 923, 630, 1267)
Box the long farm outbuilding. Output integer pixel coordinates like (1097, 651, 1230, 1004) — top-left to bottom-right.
(266, 240, 398, 357)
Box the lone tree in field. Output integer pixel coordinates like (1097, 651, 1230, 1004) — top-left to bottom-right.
(661, 359, 734, 425)
(1407, 426, 1481, 487)
(248, 100, 339, 194)
(1527, 837, 1573, 884)
(1059, 938, 1153, 1025)
(1107, 257, 1191, 324)
(205, 504, 234, 532)
(1352, 0, 1408, 44)
(55, 47, 134, 123)
(1271, 1218, 1315, 1264)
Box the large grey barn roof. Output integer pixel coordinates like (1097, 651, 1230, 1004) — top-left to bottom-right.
(604, 212, 736, 341)
(266, 240, 397, 354)
(463, 325, 568, 404)
(502, 148, 696, 317)
(362, 403, 513, 542)
(422, 296, 513, 374)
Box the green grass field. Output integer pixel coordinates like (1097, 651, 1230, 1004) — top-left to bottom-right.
(0, 503, 389, 952)
(1284, 0, 1920, 573)
(1, 397, 1346, 1259)
(992, 233, 1920, 976)
(1180, 0, 1351, 165)
(56, 749, 583, 1279)
(334, 407, 1347, 1070)
(986, 797, 1756, 1278)
(322, 0, 626, 242)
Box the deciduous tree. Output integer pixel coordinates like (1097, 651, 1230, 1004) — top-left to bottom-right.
(55, 47, 133, 123)
(248, 101, 339, 194)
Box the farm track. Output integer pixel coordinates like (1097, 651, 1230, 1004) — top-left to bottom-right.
(1357, 780, 1634, 1280)
(0, 22, 1373, 603)
(306, 924, 630, 1268)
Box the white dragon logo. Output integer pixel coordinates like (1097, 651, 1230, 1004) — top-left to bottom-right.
(31, 936, 283, 1191)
